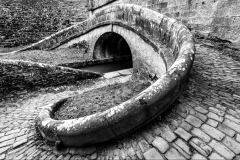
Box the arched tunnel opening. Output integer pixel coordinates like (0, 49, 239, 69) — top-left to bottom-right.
(80, 32, 133, 73)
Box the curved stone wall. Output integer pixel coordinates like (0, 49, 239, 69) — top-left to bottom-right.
(36, 4, 195, 147)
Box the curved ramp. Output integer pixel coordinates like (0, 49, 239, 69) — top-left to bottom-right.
(36, 4, 195, 147)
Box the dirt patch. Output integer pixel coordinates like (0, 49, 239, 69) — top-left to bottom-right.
(53, 80, 151, 120)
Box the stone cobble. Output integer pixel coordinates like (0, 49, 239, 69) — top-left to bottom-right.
(1, 44, 240, 159)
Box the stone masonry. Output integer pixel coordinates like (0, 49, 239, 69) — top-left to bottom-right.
(89, 0, 240, 45)
(0, 43, 240, 159)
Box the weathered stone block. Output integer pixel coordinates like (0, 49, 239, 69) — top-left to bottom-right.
(165, 148, 186, 160)
(143, 148, 164, 160)
(174, 127, 192, 141)
(186, 115, 203, 127)
(152, 137, 169, 153)
(174, 138, 192, 156)
(191, 128, 211, 143)
(209, 140, 235, 160)
(201, 124, 225, 141)
(180, 122, 192, 131)
(209, 152, 225, 160)
(161, 130, 177, 142)
(218, 124, 236, 137)
(207, 112, 224, 122)
(222, 136, 240, 154)
(206, 119, 218, 127)
(189, 138, 212, 157)
(223, 119, 240, 133)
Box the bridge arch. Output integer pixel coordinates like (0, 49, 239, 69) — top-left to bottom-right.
(93, 32, 131, 59)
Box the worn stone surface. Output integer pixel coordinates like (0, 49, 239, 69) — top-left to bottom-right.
(206, 119, 218, 127)
(222, 136, 240, 154)
(186, 115, 203, 127)
(223, 119, 240, 133)
(180, 122, 192, 131)
(190, 138, 212, 157)
(209, 153, 226, 160)
(192, 153, 207, 160)
(218, 124, 236, 137)
(191, 128, 211, 143)
(209, 140, 235, 160)
(207, 112, 224, 122)
(0, 38, 240, 160)
(152, 137, 169, 154)
(165, 148, 186, 160)
(143, 148, 164, 160)
(236, 134, 240, 143)
(161, 130, 177, 143)
(201, 124, 225, 141)
(174, 139, 192, 156)
(174, 127, 192, 141)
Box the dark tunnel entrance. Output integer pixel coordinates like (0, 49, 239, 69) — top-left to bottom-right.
(80, 32, 133, 73)
(93, 32, 132, 59)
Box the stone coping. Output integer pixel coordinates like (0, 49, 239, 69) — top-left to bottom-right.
(36, 4, 195, 147)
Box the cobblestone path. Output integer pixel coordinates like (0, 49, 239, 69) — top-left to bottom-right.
(1, 44, 240, 160)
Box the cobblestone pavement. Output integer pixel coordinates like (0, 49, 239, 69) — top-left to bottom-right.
(1, 44, 240, 160)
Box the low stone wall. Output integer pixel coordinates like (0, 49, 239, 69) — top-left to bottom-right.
(0, 60, 102, 99)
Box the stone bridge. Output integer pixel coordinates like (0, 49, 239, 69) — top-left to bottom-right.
(17, 4, 194, 80)
(28, 3, 195, 147)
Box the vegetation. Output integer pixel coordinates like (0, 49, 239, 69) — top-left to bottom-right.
(0, 0, 86, 47)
